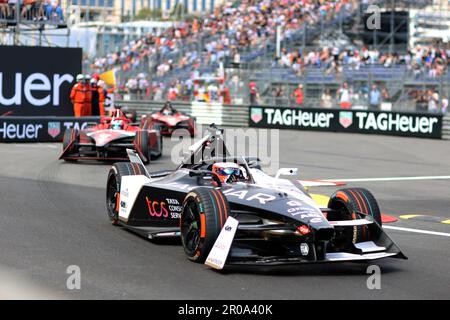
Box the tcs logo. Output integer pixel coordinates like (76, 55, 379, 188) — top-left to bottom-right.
(146, 197, 169, 218)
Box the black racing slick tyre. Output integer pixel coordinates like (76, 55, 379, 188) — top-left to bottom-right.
(135, 131, 150, 164)
(153, 132, 163, 160)
(327, 188, 382, 244)
(106, 162, 148, 226)
(62, 129, 79, 161)
(148, 127, 163, 160)
(180, 187, 230, 263)
(152, 123, 164, 156)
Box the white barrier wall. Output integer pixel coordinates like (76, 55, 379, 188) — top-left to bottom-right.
(191, 102, 223, 125)
(115, 100, 449, 139)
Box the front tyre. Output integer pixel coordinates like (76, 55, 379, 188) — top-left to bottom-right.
(327, 187, 381, 243)
(106, 162, 148, 225)
(180, 187, 229, 263)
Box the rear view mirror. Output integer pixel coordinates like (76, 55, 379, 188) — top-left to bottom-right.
(275, 168, 298, 179)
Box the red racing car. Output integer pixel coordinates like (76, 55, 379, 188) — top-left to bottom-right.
(141, 102, 196, 137)
(60, 108, 162, 163)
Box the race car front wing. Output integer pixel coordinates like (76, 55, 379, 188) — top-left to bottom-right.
(206, 216, 407, 269)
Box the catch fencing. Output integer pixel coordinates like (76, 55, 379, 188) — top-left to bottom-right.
(117, 100, 249, 128)
(117, 100, 449, 140)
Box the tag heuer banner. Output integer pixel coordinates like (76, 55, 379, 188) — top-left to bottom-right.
(249, 106, 443, 139)
(0, 46, 82, 116)
(0, 116, 100, 142)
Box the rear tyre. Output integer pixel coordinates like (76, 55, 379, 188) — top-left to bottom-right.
(106, 162, 148, 225)
(148, 128, 162, 160)
(62, 129, 79, 161)
(180, 187, 229, 263)
(154, 124, 164, 158)
(152, 132, 163, 160)
(327, 188, 381, 243)
(134, 131, 150, 164)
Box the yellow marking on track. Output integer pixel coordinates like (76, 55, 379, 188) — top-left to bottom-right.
(310, 194, 330, 208)
(441, 219, 450, 224)
(399, 214, 423, 220)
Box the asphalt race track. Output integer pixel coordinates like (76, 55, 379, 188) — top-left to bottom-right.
(0, 129, 449, 299)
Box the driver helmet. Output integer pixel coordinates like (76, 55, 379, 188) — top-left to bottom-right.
(212, 162, 245, 184)
(111, 119, 124, 130)
(76, 74, 84, 82)
(162, 101, 173, 115)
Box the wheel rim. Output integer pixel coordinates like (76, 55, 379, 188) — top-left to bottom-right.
(329, 199, 357, 247)
(181, 201, 201, 256)
(106, 175, 119, 222)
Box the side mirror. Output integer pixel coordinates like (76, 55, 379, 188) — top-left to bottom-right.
(275, 168, 298, 179)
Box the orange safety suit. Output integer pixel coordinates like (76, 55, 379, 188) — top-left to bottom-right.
(83, 84, 93, 116)
(90, 85, 106, 117)
(98, 87, 106, 116)
(70, 83, 87, 117)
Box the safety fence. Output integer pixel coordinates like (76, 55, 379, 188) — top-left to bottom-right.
(117, 100, 448, 140)
(116, 100, 249, 128)
(1, 102, 448, 142)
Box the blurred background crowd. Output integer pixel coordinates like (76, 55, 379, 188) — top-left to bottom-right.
(2, 0, 449, 113)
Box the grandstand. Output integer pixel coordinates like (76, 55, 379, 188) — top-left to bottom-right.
(84, 0, 447, 113)
(2, 0, 448, 113)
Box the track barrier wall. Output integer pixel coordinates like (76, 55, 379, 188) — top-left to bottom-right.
(443, 116, 450, 140)
(117, 101, 446, 140)
(0, 46, 82, 117)
(0, 100, 448, 142)
(249, 106, 443, 139)
(0, 117, 100, 142)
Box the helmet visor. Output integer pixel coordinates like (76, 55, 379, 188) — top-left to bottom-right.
(217, 168, 240, 176)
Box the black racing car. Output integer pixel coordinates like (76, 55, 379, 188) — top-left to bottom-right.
(105, 124, 406, 268)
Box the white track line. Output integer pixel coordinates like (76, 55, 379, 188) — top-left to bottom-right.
(323, 176, 450, 182)
(384, 226, 450, 237)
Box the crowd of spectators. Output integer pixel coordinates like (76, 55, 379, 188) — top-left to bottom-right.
(264, 81, 449, 113)
(123, 73, 150, 99)
(277, 44, 450, 79)
(87, 0, 450, 112)
(0, 0, 64, 22)
(89, 0, 359, 88)
(118, 75, 234, 104)
(90, 20, 203, 74)
(410, 89, 448, 113)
